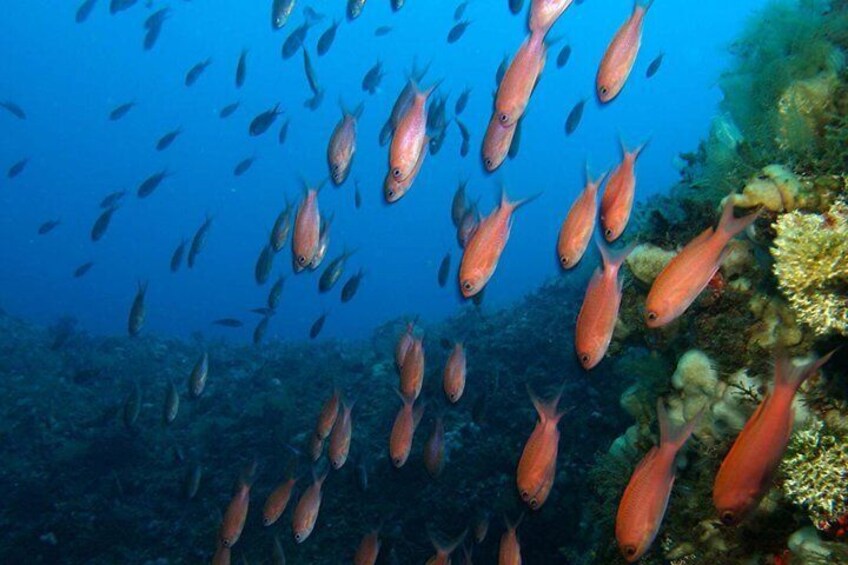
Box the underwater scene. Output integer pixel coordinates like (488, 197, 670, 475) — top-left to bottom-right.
(1, 0, 847, 563)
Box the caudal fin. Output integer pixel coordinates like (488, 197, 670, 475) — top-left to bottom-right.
(429, 527, 467, 557)
(716, 200, 759, 240)
(596, 236, 637, 278)
(657, 399, 700, 454)
(774, 350, 836, 396)
(527, 383, 567, 425)
(501, 186, 541, 214)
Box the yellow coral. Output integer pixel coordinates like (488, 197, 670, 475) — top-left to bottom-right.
(625, 244, 676, 285)
(725, 164, 800, 212)
(772, 201, 848, 336)
(775, 71, 838, 153)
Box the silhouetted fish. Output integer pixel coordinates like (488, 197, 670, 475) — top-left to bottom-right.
(438, 253, 451, 287)
(282, 20, 312, 59)
(309, 312, 327, 338)
(220, 102, 240, 118)
(123, 382, 141, 430)
(254, 316, 270, 345)
(455, 87, 471, 115)
(303, 49, 322, 98)
(110, 0, 137, 15)
(91, 206, 118, 242)
(188, 216, 212, 268)
(74, 261, 94, 278)
(255, 245, 275, 285)
(185, 59, 212, 87)
(7, 157, 28, 179)
(170, 239, 187, 273)
(391, 0, 404, 11)
(557, 44, 572, 68)
(100, 190, 126, 209)
(249, 104, 282, 136)
(565, 99, 585, 136)
(143, 23, 163, 51)
(278, 119, 290, 144)
(456, 119, 470, 157)
(354, 180, 362, 209)
(75, 0, 98, 23)
(270, 202, 293, 252)
(236, 49, 248, 88)
(319, 249, 355, 293)
(128, 281, 147, 337)
(144, 7, 170, 30)
(268, 275, 285, 309)
(448, 20, 472, 43)
(233, 156, 255, 176)
(0, 101, 26, 120)
(451, 181, 468, 228)
(38, 220, 61, 235)
(137, 170, 170, 198)
(317, 19, 340, 55)
(109, 101, 135, 121)
(455, 1, 469, 20)
(347, 0, 366, 20)
(509, 0, 524, 15)
(375, 26, 392, 37)
(213, 318, 243, 328)
(271, 0, 296, 29)
(341, 269, 364, 303)
(362, 61, 384, 94)
(646, 52, 664, 78)
(156, 128, 181, 151)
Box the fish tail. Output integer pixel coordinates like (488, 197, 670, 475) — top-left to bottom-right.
(585, 162, 607, 192)
(716, 200, 759, 241)
(501, 186, 541, 213)
(657, 399, 699, 454)
(774, 349, 836, 396)
(428, 527, 467, 556)
(637, 0, 654, 13)
(504, 511, 525, 531)
(620, 134, 650, 160)
(239, 460, 259, 488)
(596, 236, 637, 277)
(527, 384, 564, 424)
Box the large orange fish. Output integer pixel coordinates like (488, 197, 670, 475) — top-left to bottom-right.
(395, 320, 417, 371)
(426, 530, 466, 565)
(354, 528, 382, 565)
(293, 184, 322, 272)
(400, 338, 425, 401)
(713, 352, 834, 526)
(529, 0, 574, 36)
(292, 469, 329, 543)
(596, 0, 652, 103)
(262, 476, 299, 526)
(423, 415, 446, 478)
(384, 138, 428, 203)
(219, 463, 257, 548)
(498, 515, 523, 565)
(315, 388, 341, 440)
(600, 140, 646, 242)
(389, 392, 424, 468)
(557, 169, 606, 269)
(482, 113, 517, 173)
(645, 201, 758, 327)
(459, 189, 537, 298)
(389, 81, 436, 183)
(575, 240, 635, 370)
(495, 31, 547, 127)
(616, 400, 700, 562)
(328, 102, 363, 185)
(516, 386, 564, 509)
(443, 342, 467, 403)
(329, 399, 355, 469)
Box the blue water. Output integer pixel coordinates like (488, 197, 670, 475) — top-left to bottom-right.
(0, 0, 769, 342)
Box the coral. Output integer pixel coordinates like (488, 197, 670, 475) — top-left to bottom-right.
(747, 294, 805, 350)
(781, 419, 848, 527)
(775, 70, 840, 153)
(724, 164, 801, 212)
(625, 244, 676, 285)
(788, 526, 848, 562)
(772, 200, 848, 336)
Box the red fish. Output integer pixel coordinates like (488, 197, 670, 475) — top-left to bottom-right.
(328, 102, 363, 185)
(354, 528, 382, 565)
(616, 400, 700, 562)
(315, 388, 341, 440)
(262, 476, 299, 526)
(293, 184, 322, 272)
(557, 168, 605, 269)
(575, 240, 635, 369)
(529, 0, 574, 36)
(329, 399, 356, 469)
(292, 469, 329, 543)
(498, 515, 523, 565)
(389, 392, 424, 468)
(443, 342, 467, 403)
(495, 31, 547, 127)
(399, 338, 425, 401)
(459, 189, 537, 298)
(389, 82, 436, 183)
(645, 201, 758, 327)
(423, 415, 446, 478)
(516, 386, 564, 509)
(600, 139, 646, 242)
(482, 113, 517, 173)
(219, 463, 257, 548)
(395, 320, 417, 371)
(713, 352, 834, 526)
(596, 1, 653, 102)
(384, 137, 429, 202)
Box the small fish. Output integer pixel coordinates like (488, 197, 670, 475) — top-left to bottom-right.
(556, 44, 572, 68)
(73, 261, 94, 278)
(128, 281, 148, 337)
(163, 381, 179, 425)
(293, 183, 322, 271)
(308, 434, 324, 462)
(645, 201, 758, 327)
(91, 206, 118, 242)
(236, 49, 248, 88)
(391, 0, 404, 11)
(213, 318, 243, 328)
(270, 202, 293, 253)
(137, 169, 170, 198)
(319, 249, 356, 293)
(156, 127, 182, 151)
(188, 216, 212, 269)
(268, 275, 285, 309)
(713, 352, 834, 527)
(448, 20, 472, 44)
(188, 352, 209, 398)
(310, 312, 328, 339)
(278, 119, 291, 144)
(362, 61, 384, 94)
(317, 19, 340, 56)
(495, 30, 546, 127)
(473, 511, 490, 543)
(617, 401, 700, 562)
(329, 399, 356, 469)
(263, 477, 298, 526)
(395, 320, 416, 371)
(437, 253, 451, 288)
(451, 182, 469, 228)
(184, 462, 202, 500)
(509, 0, 524, 15)
(109, 0, 137, 14)
(144, 7, 169, 31)
(557, 168, 605, 269)
(564, 99, 585, 136)
(529, 0, 572, 34)
(341, 269, 364, 303)
(600, 139, 647, 241)
(255, 244, 275, 285)
(220, 464, 257, 548)
(0, 100, 26, 120)
(109, 101, 135, 121)
(399, 338, 425, 401)
(596, 1, 652, 103)
(457, 205, 481, 249)
(233, 156, 255, 176)
(443, 343, 466, 402)
(271, 0, 296, 29)
(250, 104, 283, 136)
(454, 1, 469, 21)
(123, 382, 141, 430)
(517, 386, 565, 509)
(254, 316, 270, 345)
(374, 25, 392, 37)
(498, 515, 523, 564)
(170, 239, 187, 273)
(38, 220, 61, 235)
(292, 470, 329, 543)
(185, 59, 212, 87)
(302, 48, 322, 97)
(456, 119, 471, 158)
(455, 87, 471, 115)
(143, 23, 163, 51)
(423, 416, 445, 478)
(282, 20, 312, 59)
(220, 102, 240, 119)
(481, 113, 516, 172)
(354, 529, 381, 565)
(328, 102, 363, 185)
(100, 190, 126, 209)
(309, 214, 332, 269)
(354, 181, 362, 209)
(347, 0, 366, 20)
(645, 51, 663, 78)
(75, 0, 98, 23)
(389, 392, 424, 468)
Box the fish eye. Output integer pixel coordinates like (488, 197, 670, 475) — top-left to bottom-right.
(599, 86, 609, 96)
(484, 158, 493, 168)
(498, 112, 509, 124)
(560, 256, 570, 266)
(646, 311, 658, 321)
(720, 511, 735, 526)
(263, 518, 270, 526)
(294, 533, 302, 542)
(529, 498, 538, 509)
(520, 489, 529, 501)
(387, 189, 395, 198)
(623, 545, 637, 558)
(222, 538, 232, 548)
(298, 255, 306, 264)
(393, 457, 402, 466)
(391, 167, 402, 179)
(580, 353, 590, 365)
(605, 228, 613, 238)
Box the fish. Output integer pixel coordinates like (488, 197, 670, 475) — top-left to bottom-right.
(137, 169, 170, 198)
(391, 0, 404, 11)
(389, 392, 424, 467)
(302, 48, 323, 101)
(473, 511, 490, 543)
(143, 23, 164, 51)
(292, 470, 329, 543)
(454, 1, 469, 21)
(220, 102, 240, 118)
(310, 313, 327, 339)
(0, 100, 26, 120)
(457, 204, 481, 249)
(529, 0, 573, 34)
(100, 190, 126, 209)
(304, 89, 325, 111)
(596, 1, 652, 103)
(557, 168, 605, 269)
(423, 416, 446, 478)
(144, 6, 169, 30)
(448, 20, 472, 44)
(354, 181, 362, 209)
(235, 49, 248, 88)
(271, 0, 296, 29)
(556, 44, 572, 68)
(455, 87, 471, 115)
(123, 382, 141, 430)
(354, 529, 381, 565)
(495, 30, 547, 127)
(213, 318, 243, 328)
(319, 249, 356, 293)
(645, 201, 759, 327)
(646, 51, 664, 78)
(251, 307, 276, 317)
(459, 189, 536, 297)
(508, 118, 523, 160)
(388, 81, 437, 187)
(211, 546, 230, 565)
(395, 320, 417, 370)
(341, 269, 364, 303)
(481, 113, 516, 172)
(456, 119, 471, 158)
(329, 399, 356, 469)
(374, 25, 392, 37)
(575, 240, 635, 369)
(347, 0, 366, 20)
(362, 61, 384, 94)
(73, 262, 94, 278)
(282, 20, 312, 59)
(516, 386, 564, 509)
(564, 99, 585, 135)
(170, 239, 187, 273)
(270, 202, 293, 253)
(443, 343, 467, 403)
(91, 206, 118, 242)
(184, 462, 202, 500)
(188, 352, 209, 398)
(250, 104, 283, 136)
(185, 59, 211, 87)
(38, 220, 61, 235)
(255, 245, 275, 285)
(308, 433, 324, 462)
(188, 216, 212, 269)
(254, 315, 270, 345)
(128, 281, 148, 337)
(498, 515, 523, 564)
(233, 156, 255, 176)
(292, 184, 322, 272)
(600, 139, 646, 241)
(328, 102, 363, 185)
(220, 464, 257, 548)
(273, 534, 286, 565)
(713, 352, 834, 527)
(278, 119, 291, 144)
(317, 19, 340, 56)
(109, 0, 136, 14)
(309, 214, 332, 270)
(109, 101, 135, 121)
(399, 338, 425, 401)
(384, 141, 427, 202)
(163, 381, 179, 425)
(75, 0, 98, 23)
(438, 253, 451, 288)
(268, 275, 285, 309)
(156, 128, 182, 151)
(509, 0, 524, 15)
(6, 157, 27, 181)
(263, 477, 298, 526)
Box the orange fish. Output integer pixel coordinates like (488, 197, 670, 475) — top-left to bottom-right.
(395, 320, 417, 371)
(292, 469, 329, 543)
(498, 515, 523, 565)
(293, 184, 322, 272)
(329, 399, 356, 469)
(596, 1, 652, 103)
(219, 463, 257, 548)
(262, 476, 299, 526)
(328, 102, 363, 186)
(389, 392, 425, 468)
(354, 528, 382, 565)
(495, 31, 547, 127)
(423, 415, 446, 478)
(389, 81, 436, 183)
(575, 240, 635, 370)
(557, 168, 606, 269)
(426, 529, 466, 565)
(459, 188, 537, 298)
(616, 400, 700, 562)
(516, 386, 564, 509)
(400, 338, 425, 401)
(315, 388, 341, 440)
(482, 113, 517, 173)
(384, 137, 428, 203)
(645, 201, 758, 327)
(713, 352, 834, 526)
(443, 342, 467, 403)
(529, 0, 574, 35)
(600, 139, 646, 242)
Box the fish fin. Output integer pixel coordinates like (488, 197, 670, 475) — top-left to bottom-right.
(504, 511, 524, 531)
(774, 349, 836, 396)
(239, 460, 259, 488)
(622, 136, 650, 160)
(596, 235, 637, 277)
(526, 384, 564, 424)
(500, 186, 541, 213)
(656, 399, 700, 454)
(428, 527, 467, 556)
(639, 0, 655, 13)
(716, 200, 759, 240)
(412, 400, 426, 430)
